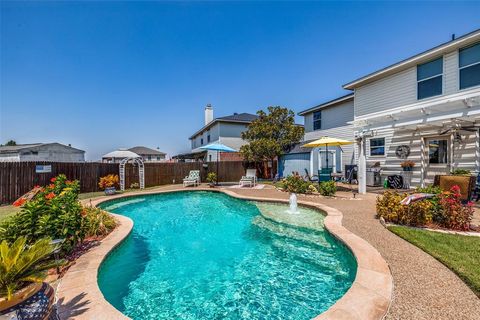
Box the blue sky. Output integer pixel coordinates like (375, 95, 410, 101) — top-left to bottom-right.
(1, 1, 479, 160)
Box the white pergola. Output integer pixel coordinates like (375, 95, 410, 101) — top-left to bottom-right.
(352, 90, 480, 194)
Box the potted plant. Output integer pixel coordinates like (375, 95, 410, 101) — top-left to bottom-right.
(400, 160, 415, 171)
(0, 237, 64, 314)
(99, 174, 120, 195)
(206, 172, 217, 187)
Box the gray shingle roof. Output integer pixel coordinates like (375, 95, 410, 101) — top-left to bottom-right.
(216, 113, 258, 122)
(0, 143, 43, 153)
(189, 112, 258, 139)
(128, 146, 166, 155)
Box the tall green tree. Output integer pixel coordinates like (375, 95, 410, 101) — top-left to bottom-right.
(240, 106, 304, 177)
(5, 140, 17, 146)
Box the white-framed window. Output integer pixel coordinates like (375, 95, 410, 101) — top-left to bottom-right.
(313, 111, 322, 130)
(417, 57, 443, 100)
(369, 137, 385, 156)
(459, 42, 480, 90)
(427, 138, 448, 164)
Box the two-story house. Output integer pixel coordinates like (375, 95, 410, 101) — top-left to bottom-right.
(344, 29, 480, 193)
(186, 105, 258, 162)
(279, 94, 355, 177)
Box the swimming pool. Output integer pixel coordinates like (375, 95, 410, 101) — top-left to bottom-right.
(98, 191, 356, 319)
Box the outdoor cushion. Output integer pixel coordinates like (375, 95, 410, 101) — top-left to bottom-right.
(434, 175, 475, 201)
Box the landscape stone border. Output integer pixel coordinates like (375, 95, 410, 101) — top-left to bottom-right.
(56, 187, 393, 319)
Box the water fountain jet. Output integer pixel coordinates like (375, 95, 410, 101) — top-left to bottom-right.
(288, 193, 298, 214)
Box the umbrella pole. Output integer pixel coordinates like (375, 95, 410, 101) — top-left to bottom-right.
(216, 150, 219, 186)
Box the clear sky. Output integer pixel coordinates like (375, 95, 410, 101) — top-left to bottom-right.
(1, 1, 479, 160)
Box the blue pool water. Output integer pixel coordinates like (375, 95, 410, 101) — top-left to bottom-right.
(98, 191, 356, 320)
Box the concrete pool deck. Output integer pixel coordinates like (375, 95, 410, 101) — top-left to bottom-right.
(55, 184, 478, 319)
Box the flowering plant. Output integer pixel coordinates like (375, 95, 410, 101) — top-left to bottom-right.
(1, 174, 84, 252)
(438, 185, 473, 231)
(98, 174, 119, 190)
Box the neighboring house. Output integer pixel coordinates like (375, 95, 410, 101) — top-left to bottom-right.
(177, 104, 258, 162)
(128, 146, 166, 162)
(343, 29, 480, 193)
(279, 94, 355, 177)
(0, 143, 85, 162)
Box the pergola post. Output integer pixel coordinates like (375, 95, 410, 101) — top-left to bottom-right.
(357, 138, 367, 194)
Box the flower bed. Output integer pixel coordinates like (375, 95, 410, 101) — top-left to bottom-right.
(377, 185, 474, 231)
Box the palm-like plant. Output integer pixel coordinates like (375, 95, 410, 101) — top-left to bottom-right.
(0, 237, 64, 300)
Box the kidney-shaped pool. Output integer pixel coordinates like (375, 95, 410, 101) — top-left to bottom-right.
(98, 191, 356, 319)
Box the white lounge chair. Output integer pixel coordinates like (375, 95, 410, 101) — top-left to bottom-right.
(239, 169, 257, 187)
(183, 170, 200, 187)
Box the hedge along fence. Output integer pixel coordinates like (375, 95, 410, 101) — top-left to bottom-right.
(0, 161, 249, 204)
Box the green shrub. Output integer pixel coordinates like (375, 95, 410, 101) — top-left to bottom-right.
(318, 181, 336, 196)
(206, 172, 217, 184)
(451, 169, 471, 175)
(0, 175, 84, 252)
(282, 175, 313, 194)
(376, 191, 433, 226)
(82, 206, 116, 237)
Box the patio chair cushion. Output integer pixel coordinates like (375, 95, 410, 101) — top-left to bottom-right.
(434, 175, 475, 201)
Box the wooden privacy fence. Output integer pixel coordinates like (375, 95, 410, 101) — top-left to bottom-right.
(123, 161, 246, 188)
(0, 161, 250, 204)
(0, 162, 119, 204)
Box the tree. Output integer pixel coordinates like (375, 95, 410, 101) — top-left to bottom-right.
(5, 140, 16, 146)
(240, 106, 304, 177)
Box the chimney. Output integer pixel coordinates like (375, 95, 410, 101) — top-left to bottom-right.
(205, 104, 213, 125)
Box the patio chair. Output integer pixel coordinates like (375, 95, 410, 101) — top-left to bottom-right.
(318, 168, 333, 182)
(304, 169, 318, 182)
(434, 174, 476, 201)
(183, 170, 200, 187)
(239, 168, 257, 187)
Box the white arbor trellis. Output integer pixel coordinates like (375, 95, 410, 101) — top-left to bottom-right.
(119, 157, 145, 191)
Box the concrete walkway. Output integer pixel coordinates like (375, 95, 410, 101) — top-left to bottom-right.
(225, 185, 480, 320)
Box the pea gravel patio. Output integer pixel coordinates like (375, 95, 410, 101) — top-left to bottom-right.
(224, 185, 480, 320)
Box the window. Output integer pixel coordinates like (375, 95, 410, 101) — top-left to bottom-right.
(207, 134, 210, 143)
(157, 156, 161, 161)
(201, 138, 204, 145)
(147, 155, 151, 161)
(313, 111, 322, 130)
(370, 138, 385, 156)
(459, 43, 480, 90)
(428, 139, 448, 164)
(417, 57, 443, 99)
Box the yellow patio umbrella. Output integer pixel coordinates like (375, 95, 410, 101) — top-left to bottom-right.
(302, 137, 353, 170)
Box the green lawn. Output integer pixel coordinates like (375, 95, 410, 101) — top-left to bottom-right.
(0, 205, 20, 222)
(388, 225, 480, 297)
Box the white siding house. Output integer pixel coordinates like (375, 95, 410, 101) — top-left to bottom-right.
(344, 29, 480, 193)
(177, 105, 258, 162)
(279, 94, 355, 177)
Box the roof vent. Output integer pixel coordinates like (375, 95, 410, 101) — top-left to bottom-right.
(451, 33, 456, 41)
(233, 112, 238, 115)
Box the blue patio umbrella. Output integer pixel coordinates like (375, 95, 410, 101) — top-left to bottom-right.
(199, 143, 237, 185)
